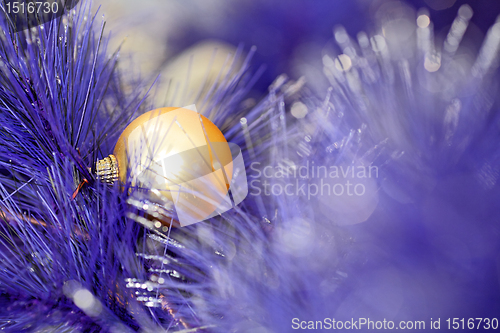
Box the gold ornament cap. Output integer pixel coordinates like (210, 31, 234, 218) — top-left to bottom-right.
(96, 154, 119, 184)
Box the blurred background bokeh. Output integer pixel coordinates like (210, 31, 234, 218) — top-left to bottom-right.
(96, 0, 500, 100)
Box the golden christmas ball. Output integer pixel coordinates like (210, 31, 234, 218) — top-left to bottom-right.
(97, 106, 234, 226)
